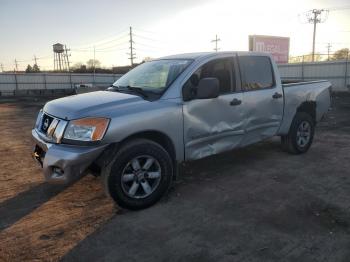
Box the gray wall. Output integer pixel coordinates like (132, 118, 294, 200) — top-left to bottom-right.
(0, 73, 122, 95)
(278, 60, 350, 92)
(1, 61, 349, 95)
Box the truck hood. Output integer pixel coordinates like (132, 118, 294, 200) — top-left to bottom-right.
(44, 91, 146, 120)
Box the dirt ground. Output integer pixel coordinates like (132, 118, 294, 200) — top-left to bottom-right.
(0, 94, 349, 262)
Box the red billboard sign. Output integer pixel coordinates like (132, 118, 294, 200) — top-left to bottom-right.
(249, 35, 290, 64)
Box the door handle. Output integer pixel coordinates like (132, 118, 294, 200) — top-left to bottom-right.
(230, 98, 242, 106)
(272, 92, 283, 99)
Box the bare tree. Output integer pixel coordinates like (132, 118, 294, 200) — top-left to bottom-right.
(331, 48, 349, 61)
(86, 59, 101, 69)
(25, 64, 33, 73)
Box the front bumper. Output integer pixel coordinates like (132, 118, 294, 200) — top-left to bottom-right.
(32, 129, 108, 184)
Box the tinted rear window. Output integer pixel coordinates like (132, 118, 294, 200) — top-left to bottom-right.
(239, 56, 274, 90)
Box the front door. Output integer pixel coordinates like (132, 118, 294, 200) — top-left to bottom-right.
(182, 57, 245, 160)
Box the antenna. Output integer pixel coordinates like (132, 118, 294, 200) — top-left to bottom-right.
(211, 34, 221, 52)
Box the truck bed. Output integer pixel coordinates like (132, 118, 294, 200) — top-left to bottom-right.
(277, 80, 332, 135)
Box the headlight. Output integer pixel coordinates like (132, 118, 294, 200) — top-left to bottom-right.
(35, 110, 43, 129)
(63, 117, 110, 141)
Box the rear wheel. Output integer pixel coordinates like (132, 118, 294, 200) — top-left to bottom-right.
(102, 139, 173, 210)
(281, 112, 315, 154)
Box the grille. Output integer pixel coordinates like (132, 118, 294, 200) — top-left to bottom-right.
(40, 113, 54, 134)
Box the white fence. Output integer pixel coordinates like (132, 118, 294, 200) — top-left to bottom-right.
(0, 73, 122, 95)
(278, 60, 349, 92)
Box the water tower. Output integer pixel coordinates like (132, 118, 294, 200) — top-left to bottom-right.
(53, 43, 70, 71)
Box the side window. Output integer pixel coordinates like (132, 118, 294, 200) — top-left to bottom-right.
(182, 58, 235, 100)
(239, 56, 274, 90)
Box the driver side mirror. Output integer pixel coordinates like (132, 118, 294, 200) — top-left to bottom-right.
(196, 77, 219, 99)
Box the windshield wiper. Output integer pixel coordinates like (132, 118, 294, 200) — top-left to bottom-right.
(107, 85, 150, 99)
(112, 85, 149, 98)
(126, 86, 149, 98)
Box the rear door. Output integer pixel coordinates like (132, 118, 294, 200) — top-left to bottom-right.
(182, 56, 245, 160)
(238, 55, 284, 146)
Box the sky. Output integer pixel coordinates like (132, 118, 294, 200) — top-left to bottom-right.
(0, 0, 349, 71)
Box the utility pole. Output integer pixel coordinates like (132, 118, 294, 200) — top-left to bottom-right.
(14, 59, 19, 72)
(128, 26, 136, 66)
(33, 55, 38, 65)
(326, 43, 332, 61)
(306, 9, 328, 62)
(211, 34, 221, 52)
(93, 45, 96, 86)
(64, 45, 71, 71)
(93, 45, 96, 75)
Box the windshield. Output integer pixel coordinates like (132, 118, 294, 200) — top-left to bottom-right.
(112, 59, 192, 93)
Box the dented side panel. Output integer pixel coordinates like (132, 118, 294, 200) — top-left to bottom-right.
(278, 81, 331, 135)
(240, 87, 284, 147)
(183, 93, 245, 160)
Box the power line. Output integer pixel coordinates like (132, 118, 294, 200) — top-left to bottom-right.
(16, 58, 33, 63)
(95, 47, 129, 53)
(133, 33, 158, 42)
(317, 42, 350, 46)
(133, 27, 159, 35)
(134, 42, 160, 50)
(36, 55, 52, 59)
(6, 54, 52, 71)
(69, 28, 129, 49)
(132, 33, 169, 45)
(71, 40, 129, 53)
(92, 33, 129, 48)
(94, 41, 129, 51)
(327, 5, 350, 11)
(136, 46, 160, 52)
(71, 46, 129, 53)
(135, 48, 163, 57)
(70, 49, 93, 52)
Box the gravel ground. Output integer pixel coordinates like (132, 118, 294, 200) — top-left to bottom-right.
(0, 94, 349, 262)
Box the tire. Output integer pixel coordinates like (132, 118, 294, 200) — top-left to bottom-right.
(102, 139, 173, 210)
(281, 112, 315, 154)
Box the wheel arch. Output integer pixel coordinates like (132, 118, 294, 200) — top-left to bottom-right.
(296, 101, 316, 123)
(120, 130, 177, 163)
(278, 100, 316, 136)
(93, 130, 179, 180)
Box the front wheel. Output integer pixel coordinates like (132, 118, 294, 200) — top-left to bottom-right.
(281, 112, 315, 154)
(102, 139, 173, 210)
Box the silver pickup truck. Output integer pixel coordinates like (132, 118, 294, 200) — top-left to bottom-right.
(32, 52, 331, 209)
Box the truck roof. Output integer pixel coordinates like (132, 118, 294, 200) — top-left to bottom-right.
(159, 51, 270, 60)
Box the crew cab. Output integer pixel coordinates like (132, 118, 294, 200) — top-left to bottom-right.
(32, 52, 331, 209)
